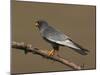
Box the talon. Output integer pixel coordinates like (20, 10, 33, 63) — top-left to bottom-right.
(48, 50, 55, 56)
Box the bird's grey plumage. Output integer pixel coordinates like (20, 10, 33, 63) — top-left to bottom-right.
(35, 20, 89, 55)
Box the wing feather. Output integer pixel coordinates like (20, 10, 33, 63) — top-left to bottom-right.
(41, 25, 89, 55)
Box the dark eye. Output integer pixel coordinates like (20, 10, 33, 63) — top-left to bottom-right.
(37, 21, 40, 24)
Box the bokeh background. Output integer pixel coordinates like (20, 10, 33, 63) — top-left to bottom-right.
(11, 0, 96, 74)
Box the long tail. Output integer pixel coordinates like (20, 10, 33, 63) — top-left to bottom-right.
(65, 39, 89, 55)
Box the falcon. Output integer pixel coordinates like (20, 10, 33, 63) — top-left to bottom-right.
(35, 20, 89, 56)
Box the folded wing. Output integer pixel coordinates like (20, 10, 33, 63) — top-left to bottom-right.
(42, 26, 89, 55)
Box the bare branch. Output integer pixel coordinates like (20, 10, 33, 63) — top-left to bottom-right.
(12, 41, 81, 70)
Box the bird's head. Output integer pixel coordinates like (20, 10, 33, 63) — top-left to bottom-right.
(35, 20, 48, 30)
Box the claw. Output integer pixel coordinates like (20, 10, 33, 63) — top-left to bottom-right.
(48, 50, 55, 56)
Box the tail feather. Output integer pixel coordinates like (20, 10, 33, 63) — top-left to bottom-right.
(70, 47, 89, 55)
(67, 39, 89, 55)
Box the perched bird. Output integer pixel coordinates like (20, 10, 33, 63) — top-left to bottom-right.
(35, 20, 89, 56)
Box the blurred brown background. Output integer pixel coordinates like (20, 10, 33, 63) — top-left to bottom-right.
(11, 0, 96, 74)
